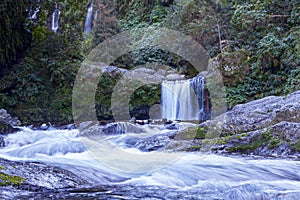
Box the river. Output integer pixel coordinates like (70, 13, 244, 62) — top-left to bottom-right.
(0, 124, 299, 199)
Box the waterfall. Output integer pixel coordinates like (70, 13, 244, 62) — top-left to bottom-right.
(84, 3, 94, 33)
(161, 76, 207, 120)
(31, 6, 40, 19)
(51, 3, 60, 33)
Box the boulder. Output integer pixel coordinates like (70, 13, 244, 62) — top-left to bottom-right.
(103, 122, 144, 135)
(0, 109, 20, 134)
(203, 90, 300, 158)
(201, 90, 300, 136)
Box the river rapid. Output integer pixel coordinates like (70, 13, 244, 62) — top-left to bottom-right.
(0, 124, 299, 199)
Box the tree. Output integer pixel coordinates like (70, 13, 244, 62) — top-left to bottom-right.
(0, 0, 31, 68)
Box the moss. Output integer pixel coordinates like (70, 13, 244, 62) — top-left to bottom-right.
(195, 127, 206, 139)
(295, 142, 300, 152)
(216, 135, 234, 145)
(176, 126, 208, 140)
(191, 145, 201, 150)
(268, 137, 281, 149)
(0, 172, 24, 186)
(261, 129, 273, 140)
(290, 140, 300, 152)
(227, 131, 270, 153)
(227, 129, 286, 153)
(236, 132, 249, 139)
(216, 138, 227, 145)
(0, 166, 5, 170)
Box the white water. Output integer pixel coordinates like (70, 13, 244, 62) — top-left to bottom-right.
(161, 76, 206, 120)
(84, 3, 94, 33)
(51, 3, 60, 33)
(0, 126, 300, 199)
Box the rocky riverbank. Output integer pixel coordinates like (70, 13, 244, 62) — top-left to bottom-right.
(198, 90, 300, 158)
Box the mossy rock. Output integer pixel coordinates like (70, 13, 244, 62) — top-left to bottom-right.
(0, 172, 24, 186)
(175, 126, 207, 140)
(0, 120, 19, 134)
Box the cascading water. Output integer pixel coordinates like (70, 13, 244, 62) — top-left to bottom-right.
(51, 3, 60, 33)
(161, 75, 207, 120)
(0, 124, 300, 199)
(84, 3, 94, 33)
(29, 0, 40, 20)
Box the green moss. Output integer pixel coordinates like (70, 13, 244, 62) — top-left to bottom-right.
(236, 132, 249, 139)
(268, 137, 281, 149)
(227, 129, 285, 153)
(176, 126, 208, 140)
(261, 129, 272, 140)
(191, 145, 201, 150)
(290, 140, 300, 152)
(217, 138, 227, 145)
(0, 172, 24, 186)
(228, 131, 269, 153)
(195, 127, 206, 139)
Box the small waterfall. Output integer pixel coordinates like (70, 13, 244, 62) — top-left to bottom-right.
(30, 1, 40, 20)
(51, 3, 60, 33)
(161, 76, 207, 120)
(84, 3, 94, 33)
(31, 6, 40, 19)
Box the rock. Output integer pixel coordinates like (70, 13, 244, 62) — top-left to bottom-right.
(101, 65, 127, 75)
(103, 122, 144, 135)
(130, 105, 149, 120)
(201, 90, 300, 136)
(130, 117, 137, 123)
(0, 109, 21, 134)
(0, 157, 88, 190)
(125, 130, 177, 151)
(80, 124, 103, 137)
(0, 120, 19, 135)
(103, 123, 125, 135)
(166, 74, 185, 81)
(210, 121, 300, 158)
(0, 136, 5, 147)
(199, 90, 300, 158)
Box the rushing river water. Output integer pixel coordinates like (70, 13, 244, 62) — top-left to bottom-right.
(0, 125, 300, 199)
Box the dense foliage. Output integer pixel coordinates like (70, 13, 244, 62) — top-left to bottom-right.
(0, 0, 299, 122)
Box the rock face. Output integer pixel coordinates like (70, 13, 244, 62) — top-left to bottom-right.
(201, 90, 300, 158)
(0, 157, 89, 195)
(0, 109, 21, 135)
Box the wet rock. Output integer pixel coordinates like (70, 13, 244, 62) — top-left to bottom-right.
(80, 124, 103, 137)
(201, 90, 300, 136)
(199, 91, 300, 157)
(126, 131, 177, 151)
(0, 136, 5, 147)
(0, 158, 89, 190)
(130, 105, 149, 120)
(164, 123, 178, 130)
(166, 74, 185, 81)
(60, 123, 76, 130)
(103, 123, 125, 135)
(0, 109, 20, 134)
(101, 65, 127, 75)
(211, 121, 300, 158)
(103, 122, 145, 135)
(0, 121, 19, 135)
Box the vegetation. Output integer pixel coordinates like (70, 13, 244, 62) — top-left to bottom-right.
(0, 171, 25, 186)
(0, 0, 299, 123)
